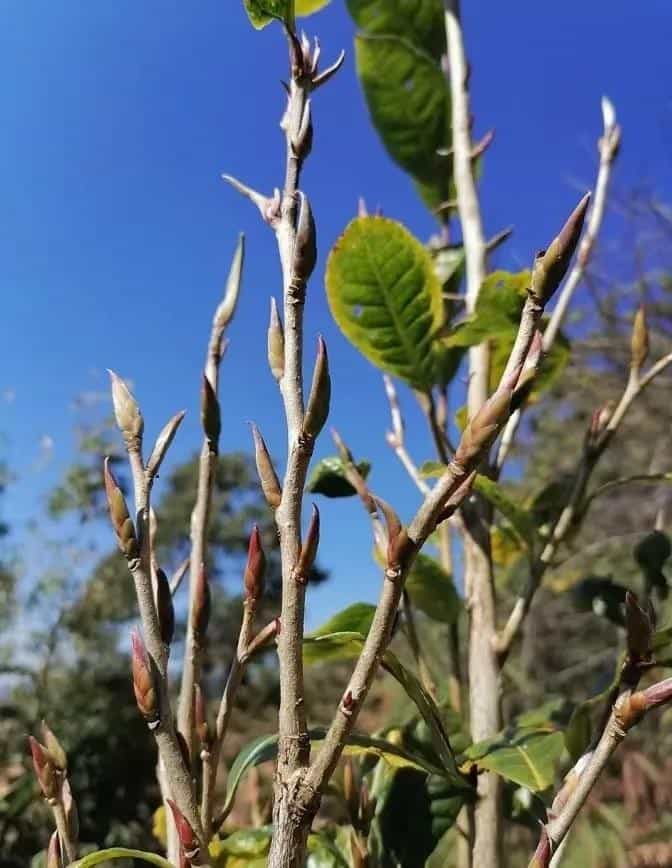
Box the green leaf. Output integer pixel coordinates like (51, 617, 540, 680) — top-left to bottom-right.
(326, 216, 443, 389)
(71, 850, 174, 868)
(406, 553, 461, 623)
(306, 456, 371, 497)
(418, 461, 447, 479)
(296, 0, 331, 15)
(565, 702, 593, 764)
(219, 827, 272, 856)
(307, 832, 350, 868)
(243, 0, 292, 29)
(309, 602, 377, 639)
(355, 35, 452, 211)
(346, 0, 445, 59)
(461, 728, 564, 791)
(303, 631, 368, 665)
(473, 476, 537, 551)
(445, 270, 530, 348)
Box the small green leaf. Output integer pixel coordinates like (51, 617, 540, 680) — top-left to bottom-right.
(306, 456, 371, 497)
(355, 36, 452, 211)
(445, 270, 529, 348)
(461, 728, 564, 791)
(303, 631, 368, 665)
(71, 850, 174, 868)
(473, 476, 537, 551)
(296, 0, 331, 15)
(406, 554, 461, 623)
(418, 460, 447, 478)
(310, 602, 377, 638)
(565, 703, 593, 764)
(326, 216, 443, 389)
(243, 0, 292, 28)
(219, 827, 272, 856)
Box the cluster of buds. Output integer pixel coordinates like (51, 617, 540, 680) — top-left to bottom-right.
(103, 458, 139, 561)
(251, 423, 282, 509)
(267, 297, 285, 383)
(287, 30, 345, 91)
(201, 374, 221, 454)
(244, 526, 266, 606)
(168, 800, 201, 865)
(529, 193, 591, 306)
(294, 504, 320, 584)
(131, 629, 160, 730)
(303, 336, 331, 439)
(109, 370, 144, 449)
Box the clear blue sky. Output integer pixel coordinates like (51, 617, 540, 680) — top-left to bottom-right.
(3, 0, 672, 626)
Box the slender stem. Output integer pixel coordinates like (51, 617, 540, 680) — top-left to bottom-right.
(52, 801, 77, 864)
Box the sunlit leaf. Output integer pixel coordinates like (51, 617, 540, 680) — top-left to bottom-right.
(306, 455, 371, 497)
(461, 728, 564, 791)
(296, 0, 331, 15)
(71, 850, 173, 868)
(243, 0, 292, 29)
(346, 0, 445, 59)
(326, 216, 443, 389)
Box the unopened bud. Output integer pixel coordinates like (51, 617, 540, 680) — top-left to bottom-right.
(147, 410, 186, 480)
(530, 193, 591, 306)
(511, 330, 543, 411)
(28, 737, 59, 801)
(244, 526, 266, 605)
(267, 298, 285, 382)
(194, 684, 210, 749)
(292, 99, 313, 161)
(213, 234, 245, 331)
(131, 630, 159, 729)
(103, 458, 139, 560)
(374, 496, 411, 570)
(586, 401, 614, 449)
(46, 831, 62, 868)
(625, 591, 654, 661)
(455, 375, 517, 466)
(303, 336, 331, 438)
(292, 192, 317, 283)
(630, 305, 649, 372)
(251, 424, 282, 508)
(296, 504, 320, 580)
(108, 370, 144, 443)
(201, 375, 221, 453)
(155, 566, 175, 648)
(40, 721, 67, 772)
(193, 563, 211, 640)
(167, 799, 200, 862)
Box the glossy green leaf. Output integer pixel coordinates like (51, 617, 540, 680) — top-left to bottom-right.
(473, 476, 537, 551)
(406, 553, 461, 623)
(346, 0, 445, 58)
(355, 36, 452, 211)
(462, 728, 564, 791)
(243, 0, 292, 29)
(308, 603, 377, 640)
(71, 850, 174, 868)
(303, 630, 368, 665)
(326, 216, 443, 389)
(306, 455, 371, 497)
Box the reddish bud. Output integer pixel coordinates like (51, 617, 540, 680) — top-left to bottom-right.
(251, 423, 282, 508)
(193, 564, 211, 640)
(131, 630, 159, 729)
(155, 566, 175, 648)
(28, 737, 58, 800)
(530, 193, 591, 306)
(244, 526, 266, 605)
(167, 799, 200, 862)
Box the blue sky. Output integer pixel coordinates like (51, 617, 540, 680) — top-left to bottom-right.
(3, 0, 672, 627)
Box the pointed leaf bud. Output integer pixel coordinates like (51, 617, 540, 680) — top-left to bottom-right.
(374, 496, 412, 569)
(146, 410, 186, 480)
(46, 831, 62, 868)
(194, 684, 210, 750)
(103, 458, 139, 560)
(292, 99, 313, 161)
(213, 234, 245, 331)
(244, 526, 266, 605)
(267, 297, 286, 382)
(630, 304, 649, 372)
(108, 370, 144, 443)
(292, 191, 317, 283)
(155, 566, 175, 648)
(625, 591, 654, 661)
(530, 193, 591, 306)
(131, 630, 159, 729)
(28, 737, 59, 801)
(201, 375, 221, 454)
(455, 373, 517, 466)
(167, 799, 200, 862)
(296, 504, 320, 580)
(251, 424, 282, 508)
(303, 336, 331, 438)
(193, 563, 211, 640)
(40, 721, 67, 772)
(61, 776, 79, 842)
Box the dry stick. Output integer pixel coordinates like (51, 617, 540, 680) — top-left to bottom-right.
(178, 236, 244, 760)
(496, 352, 672, 659)
(496, 97, 621, 472)
(444, 3, 501, 863)
(527, 677, 672, 867)
(107, 380, 209, 861)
